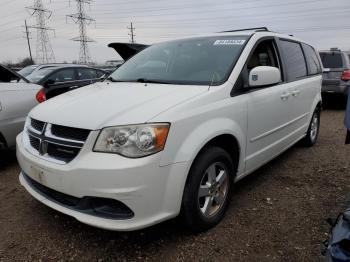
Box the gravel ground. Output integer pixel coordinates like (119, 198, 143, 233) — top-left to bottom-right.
(1, 108, 350, 261)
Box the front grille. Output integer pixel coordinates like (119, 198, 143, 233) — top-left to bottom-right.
(29, 136, 40, 151)
(51, 124, 90, 141)
(26, 118, 90, 164)
(47, 143, 81, 162)
(31, 118, 45, 132)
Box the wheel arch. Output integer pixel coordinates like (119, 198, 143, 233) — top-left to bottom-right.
(195, 134, 240, 175)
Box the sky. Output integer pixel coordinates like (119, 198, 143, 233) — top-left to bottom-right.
(0, 0, 349, 64)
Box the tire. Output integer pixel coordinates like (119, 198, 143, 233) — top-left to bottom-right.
(301, 107, 321, 147)
(181, 146, 236, 232)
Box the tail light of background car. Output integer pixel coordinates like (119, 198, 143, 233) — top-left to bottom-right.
(341, 70, 350, 81)
(36, 88, 46, 103)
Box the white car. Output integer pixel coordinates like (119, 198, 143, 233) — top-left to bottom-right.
(16, 28, 323, 232)
(0, 64, 42, 149)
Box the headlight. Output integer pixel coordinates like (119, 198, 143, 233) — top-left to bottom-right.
(93, 123, 170, 158)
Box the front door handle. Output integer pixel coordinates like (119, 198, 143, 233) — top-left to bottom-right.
(292, 89, 301, 97)
(281, 92, 290, 101)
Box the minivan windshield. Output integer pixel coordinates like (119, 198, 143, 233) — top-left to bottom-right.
(320, 52, 343, 68)
(108, 36, 249, 85)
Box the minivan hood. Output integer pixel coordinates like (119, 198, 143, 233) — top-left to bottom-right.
(29, 82, 207, 130)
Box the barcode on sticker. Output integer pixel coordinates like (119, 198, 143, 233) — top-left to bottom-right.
(213, 40, 246, 46)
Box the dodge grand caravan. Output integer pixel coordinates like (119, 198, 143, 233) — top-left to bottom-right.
(16, 28, 323, 232)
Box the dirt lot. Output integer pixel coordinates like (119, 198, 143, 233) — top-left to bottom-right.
(1, 108, 350, 261)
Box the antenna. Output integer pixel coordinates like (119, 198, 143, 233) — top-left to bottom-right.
(127, 22, 136, 43)
(26, 0, 55, 64)
(67, 0, 95, 64)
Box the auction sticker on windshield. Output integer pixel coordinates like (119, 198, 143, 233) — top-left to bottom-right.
(213, 40, 246, 45)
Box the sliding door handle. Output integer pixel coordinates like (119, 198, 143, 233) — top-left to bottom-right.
(292, 89, 301, 97)
(281, 92, 290, 100)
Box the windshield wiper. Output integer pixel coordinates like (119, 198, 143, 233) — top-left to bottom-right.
(106, 76, 127, 82)
(136, 78, 172, 84)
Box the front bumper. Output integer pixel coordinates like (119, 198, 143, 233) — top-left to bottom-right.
(17, 133, 189, 231)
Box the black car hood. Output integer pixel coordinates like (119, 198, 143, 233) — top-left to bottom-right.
(108, 42, 149, 60)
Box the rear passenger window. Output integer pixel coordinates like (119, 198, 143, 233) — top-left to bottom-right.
(303, 44, 322, 75)
(279, 40, 307, 81)
(77, 68, 97, 80)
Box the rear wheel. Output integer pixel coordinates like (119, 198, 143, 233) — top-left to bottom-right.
(301, 107, 321, 147)
(181, 146, 235, 232)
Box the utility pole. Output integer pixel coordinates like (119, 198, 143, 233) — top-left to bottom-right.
(67, 0, 95, 64)
(127, 22, 135, 43)
(24, 20, 33, 64)
(26, 0, 55, 64)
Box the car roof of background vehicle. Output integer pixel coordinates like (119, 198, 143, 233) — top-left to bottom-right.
(320, 49, 344, 53)
(37, 63, 88, 66)
(0, 63, 30, 83)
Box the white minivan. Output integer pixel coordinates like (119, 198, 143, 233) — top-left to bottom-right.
(16, 28, 322, 232)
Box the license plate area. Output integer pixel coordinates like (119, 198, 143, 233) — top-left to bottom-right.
(28, 165, 47, 186)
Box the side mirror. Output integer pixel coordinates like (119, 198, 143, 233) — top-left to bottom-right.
(249, 66, 281, 87)
(44, 79, 55, 87)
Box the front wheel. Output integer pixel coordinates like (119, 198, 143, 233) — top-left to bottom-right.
(181, 146, 235, 232)
(301, 107, 321, 147)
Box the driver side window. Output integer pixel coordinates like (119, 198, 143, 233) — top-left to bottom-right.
(239, 39, 281, 89)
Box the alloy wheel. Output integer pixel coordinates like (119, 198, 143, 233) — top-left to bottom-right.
(197, 162, 229, 218)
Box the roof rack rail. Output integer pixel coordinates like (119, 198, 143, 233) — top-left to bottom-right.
(219, 27, 269, 33)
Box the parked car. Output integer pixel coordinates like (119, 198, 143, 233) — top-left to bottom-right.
(17, 28, 322, 232)
(0, 64, 41, 149)
(320, 48, 350, 96)
(26, 66, 108, 99)
(18, 63, 87, 78)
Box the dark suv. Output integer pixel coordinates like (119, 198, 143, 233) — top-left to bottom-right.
(319, 48, 350, 96)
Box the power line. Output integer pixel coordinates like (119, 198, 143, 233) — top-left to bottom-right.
(67, 0, 95, 64)
(88, 0, 331, 15)
(26, 0, 56, 64)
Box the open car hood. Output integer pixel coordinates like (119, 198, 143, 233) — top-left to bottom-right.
(108, 42, 149, 60)
(0, 64, 30, 83)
